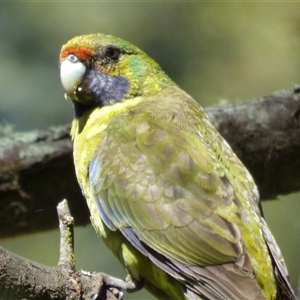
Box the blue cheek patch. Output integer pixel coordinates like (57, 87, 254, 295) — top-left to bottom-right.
(78, 70, 129, 107)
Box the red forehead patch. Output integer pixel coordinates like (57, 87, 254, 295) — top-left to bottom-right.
(60, 46, 92, 61)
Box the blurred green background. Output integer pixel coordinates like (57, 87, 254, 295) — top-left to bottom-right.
(1, 2, 300, 299)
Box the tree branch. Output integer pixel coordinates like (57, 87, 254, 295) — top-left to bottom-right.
(57, 199, 75, 270)
(0, 126, 88, 239)
(206, 85, 300, 199)
(0, 200, 120, 300)
(1, 86, 300, 239)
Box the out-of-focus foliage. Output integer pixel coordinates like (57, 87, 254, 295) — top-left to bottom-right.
(1, 3, 300, 299)
(1, 2, 300, 131)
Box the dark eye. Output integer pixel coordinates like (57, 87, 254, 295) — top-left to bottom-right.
(105, 46, 120, 60)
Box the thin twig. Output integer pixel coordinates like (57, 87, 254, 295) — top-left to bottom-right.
(57, 199, 75, 270)
(0, 198, 121, 299)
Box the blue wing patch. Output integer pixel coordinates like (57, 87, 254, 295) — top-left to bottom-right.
(121, 228, 183, 279)
(93, 193, 116, 230)
(89, 157, 116, 230)
(121, 227, 150, 257)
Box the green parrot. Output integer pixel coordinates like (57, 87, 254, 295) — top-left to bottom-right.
(59, 33, 295, 300)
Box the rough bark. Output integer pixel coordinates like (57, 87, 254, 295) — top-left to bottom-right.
(0, 246, 105, 300)
(1, 86, 300, 239)
(0, 126, 88, 239)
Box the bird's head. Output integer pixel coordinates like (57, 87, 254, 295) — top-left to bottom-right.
(60, 33, 174, 115)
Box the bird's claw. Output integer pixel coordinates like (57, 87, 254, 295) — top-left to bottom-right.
(101, 272, 143, 294)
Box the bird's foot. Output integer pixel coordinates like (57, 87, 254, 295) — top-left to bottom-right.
(124, 274, 144, 293)
(100, 273, 143, 298)
(90, 272, 143, 300)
